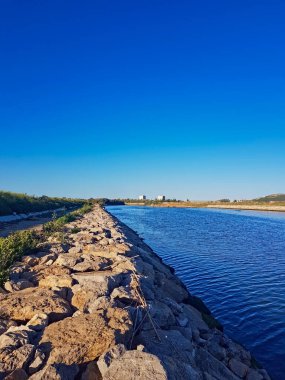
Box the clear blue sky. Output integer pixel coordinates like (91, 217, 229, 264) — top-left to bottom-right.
(1, 0, 284, 200)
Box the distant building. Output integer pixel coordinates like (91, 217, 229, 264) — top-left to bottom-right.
(157, 195, 166, 201)
(139, 195, 146, 200)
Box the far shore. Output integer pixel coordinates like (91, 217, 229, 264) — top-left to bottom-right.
(125, 202, 285, 213)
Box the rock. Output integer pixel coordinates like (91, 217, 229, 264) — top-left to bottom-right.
(4, 368, 28, 380)
(87, 296, 117, 314)
(143, 300, 176, 330)
(27, 313, 48, 331)
(176, 315, 189, 327)
(4, 280, 34, 292)
(246, 369, 263, 380)
(162, 297, 183, 315)
(68, 245, 82, 254)
(22, 256, 38, 267)
(0, 319, 17, 336)
(195, 348, 240, 380)
(29, 364, 79, 380)
(72, 261, 92, 272)
(102, 350, 167, 380)
(39, 275, 73, 288)
(257, 369, 271, 380)
(73, 255, 111, 272)
(81, 362, 102, 380)
(229, 358, 249, 378)
(0, 327, 30, 350)
(71, 271, 124, 310)
(97, 344, 126, 376)
(208, 341, 227, 361)
(0, 288, 72, 322)
(38, 253, 58, 266)
(22, 265, 70, 285)
(137, 328, 194, 365)
(54, 254, 81, 269)
(182, 304, 209, 331)
(157, 279, 189, 303)
(28, 349, 45, 374)
(39, 309, 132, 365)
(111, 286, 138, 305)
(0, 344, 35, 378)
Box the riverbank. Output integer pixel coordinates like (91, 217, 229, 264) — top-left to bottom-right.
(126, 202, 285, 213)
(0, 206, 271, 379)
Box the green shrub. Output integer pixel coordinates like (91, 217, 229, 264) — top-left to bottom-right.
(0, 230, 40, 286)
(0, 202, 93, 286)
(0, 190, 85, 216)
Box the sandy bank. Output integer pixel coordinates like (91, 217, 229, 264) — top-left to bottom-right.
(0, 206, 271, 379)
(126, 202, 285, 213)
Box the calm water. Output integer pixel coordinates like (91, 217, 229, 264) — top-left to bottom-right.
(108, 206, 285, 380)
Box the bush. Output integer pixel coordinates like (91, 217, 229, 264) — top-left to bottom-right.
(42, 204, 92, 235)
(0, 190, 85, 216)
(0, 230, 40, 285)
(0, 202, 94, 286)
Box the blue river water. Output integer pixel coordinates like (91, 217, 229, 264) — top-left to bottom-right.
(107, 206, 285, 380)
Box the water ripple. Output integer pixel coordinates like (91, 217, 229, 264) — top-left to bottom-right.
(108, 206, 285, 380)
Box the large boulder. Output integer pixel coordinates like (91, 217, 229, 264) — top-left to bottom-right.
(0, 288, 72, 322)
(39, 308, 132, 365)
(71, 271, 125, 311)
(102, 350, 168, 380)
(136, 328, 194, 366)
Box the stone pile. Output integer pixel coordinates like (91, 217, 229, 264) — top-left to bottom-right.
(0, 205, 271, 379)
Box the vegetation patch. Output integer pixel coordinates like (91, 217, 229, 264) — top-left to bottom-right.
(0, 202, 94, 286)
(0, 230, 40, 285)
(0, 190, 85, 216)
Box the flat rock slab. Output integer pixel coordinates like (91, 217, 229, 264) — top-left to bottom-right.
(40, 308, 132, 365)
(0, 288, 72, 322)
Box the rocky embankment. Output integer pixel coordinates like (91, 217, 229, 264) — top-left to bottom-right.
(0, 206, 271, 379)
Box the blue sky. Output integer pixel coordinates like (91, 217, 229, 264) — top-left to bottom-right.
(1, 0, 284, 200)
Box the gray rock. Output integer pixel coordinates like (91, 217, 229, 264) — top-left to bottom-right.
(143, 300, 176, 329)
(54, 254, 81, 269)
(97, 344, 126, 376)
(102, 350, 167, 380)
(176, 315, 189, 327)
(182, 304, 209, 331)
(195, 348, 240, 380)
(229, 358, 249, 378)
(246, 369, 263, 380)
(137, 329, 194, 365)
